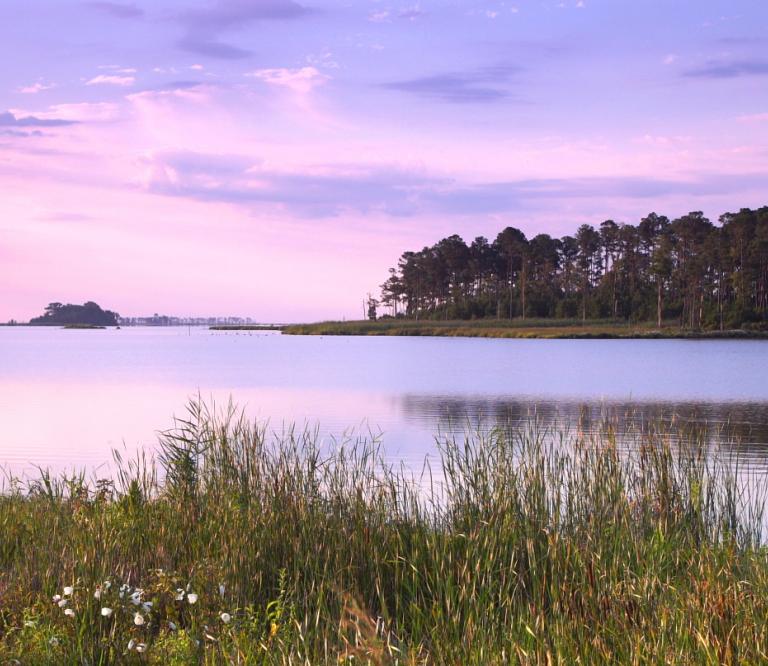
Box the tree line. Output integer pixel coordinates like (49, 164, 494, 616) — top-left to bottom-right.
(30, 301, 120, 326)
(375, 207, 768, 329)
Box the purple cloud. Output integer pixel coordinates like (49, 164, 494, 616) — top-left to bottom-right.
(0, 111, 77, 127)
(176, 0, 312, 59)
(84, 2, 144, 18)
(683, 59, 768, 79)
(382, 65, 521, 103)
(143, 80, 205, 92)
(0, 129, 44, 138)
(142, 151, 768, 218)
(177, 36, 251, 60)
(144, 151, 442, 216)
(180, 0, 311, 29)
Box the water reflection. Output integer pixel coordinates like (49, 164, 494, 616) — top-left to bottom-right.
(2, 327, 768, 475)
(399, 395, 768, 463)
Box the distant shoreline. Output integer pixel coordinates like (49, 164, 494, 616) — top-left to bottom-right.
(4, 320, 766, 339)
(0, 322, 114, 329)
(209, 324, 284, 331)
(218, 319, 768, 340)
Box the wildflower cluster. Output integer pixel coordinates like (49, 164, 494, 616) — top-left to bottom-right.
(37, 573, 240, 659)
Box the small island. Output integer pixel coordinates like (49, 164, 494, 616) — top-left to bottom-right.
(29, 301, 119, 327)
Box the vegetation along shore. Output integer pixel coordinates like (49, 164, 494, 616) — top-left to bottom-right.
(279, 318, 768, 339)
(371, 207, 768, 331)
(1, 400, 768, 663)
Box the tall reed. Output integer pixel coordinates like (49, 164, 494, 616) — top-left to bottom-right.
(1, 399, 767, 664)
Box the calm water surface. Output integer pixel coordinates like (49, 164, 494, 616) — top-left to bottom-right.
(1, 326, 768, 475)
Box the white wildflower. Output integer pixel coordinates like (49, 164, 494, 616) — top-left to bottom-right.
(168, 621, 178, 631)
(134, 613, 145, 626)
(63, 586, 74, 596)
(220, 612, 231, 624)
(101, 607, 113, 617)
(219, 584, 225, 597)
(175, 588, 185, 601)
(64, 608, 75, 617)
(93, 588, 102, 600)
(57, 599, 68, 608)
(104, 580, 112, 590)
(127, 638, 136, 651)
(142, 601, 153, 612)
(52, 594, 62, 603)
(136, 643, 147, 653)
(187, 593, 198, 604)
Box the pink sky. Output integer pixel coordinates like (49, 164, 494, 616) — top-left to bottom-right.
(1, 0, 767, 322)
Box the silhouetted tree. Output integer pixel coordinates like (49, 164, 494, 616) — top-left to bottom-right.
(377, 206, 768, 330)
(30, 301, 119, 326)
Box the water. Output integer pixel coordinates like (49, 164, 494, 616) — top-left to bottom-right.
(1, 326, 768, 476)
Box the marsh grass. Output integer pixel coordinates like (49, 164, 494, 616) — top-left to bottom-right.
(281, 319, 768, 339)
(1, 400, 768, 664)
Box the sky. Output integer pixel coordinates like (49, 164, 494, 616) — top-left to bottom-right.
(1, 0, 767, 322)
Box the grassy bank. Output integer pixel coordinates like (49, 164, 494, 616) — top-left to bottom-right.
(1, 402, 768, 664)
(282, 318, 768, 339)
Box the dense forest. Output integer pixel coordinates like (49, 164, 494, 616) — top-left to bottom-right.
(376, 207, 768, 330)
(29, 301, 119, 326)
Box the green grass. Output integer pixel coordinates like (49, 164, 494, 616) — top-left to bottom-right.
(1, 400, 768, 663)
(282, 319, 768, 339)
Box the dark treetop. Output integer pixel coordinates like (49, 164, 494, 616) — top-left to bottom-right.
(29, 301, 120, 326)
(376, 207, 768, 331)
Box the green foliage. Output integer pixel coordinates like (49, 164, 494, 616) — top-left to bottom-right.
(1, 399, 768, 663)
(377, 206, 768, 330)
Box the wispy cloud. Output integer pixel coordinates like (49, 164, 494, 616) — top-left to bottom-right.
(84, 1, 144, 19)
(126, 83, 211, 113)
(382, 65, 521, 103)
(246, 67, 329, 95)
(0, 111, 77, 127)
(176, 0, 312, 60)
(0, 129, 44, 138)
(10, 102, 120, 122)
(398, 6, 426, 20)
(140, 80, 206, 92)
(683, 59, 768, 79)
(86, 74, 136, 86)
(18, 82, 55, 94)
(420, 174, 768, 215)
(177, 37, 250, 60)
(368, 9, 390, 23)
(141, 151, 441, 217)
(98, 64, 137, 73)
(139, 150, 768, 219)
